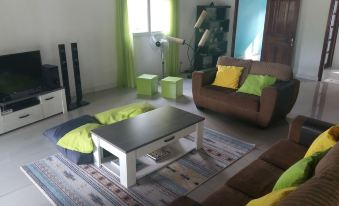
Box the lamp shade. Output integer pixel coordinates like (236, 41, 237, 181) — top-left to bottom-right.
(166, 36, 185, 45)
(198, 29, 210, 47)
(194, 10, 208, 29)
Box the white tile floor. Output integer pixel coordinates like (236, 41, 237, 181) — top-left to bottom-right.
(0, 79, 339, 205)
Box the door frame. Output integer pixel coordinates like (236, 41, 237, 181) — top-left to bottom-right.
(231, 0, 239, 57)
(318, 0, 339, 81)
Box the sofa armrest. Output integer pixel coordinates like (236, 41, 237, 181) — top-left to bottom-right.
(288, 116, 333, 147)
(274, 79, 300, 116)
(168, 196, 203, 206)
(192, 68, 217, 87)
(257, 79, 300, 127)
(192, 68, 217, 105)
(257, 86, 279, 127)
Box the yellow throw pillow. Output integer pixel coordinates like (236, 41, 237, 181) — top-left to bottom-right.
(246, 187, 296, 206)
(212, 65, 244, 89)
(304, 126, 339, 157)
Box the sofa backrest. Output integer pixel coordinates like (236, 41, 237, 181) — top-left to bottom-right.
(217, 56, 252, 85)
(250, 61, 293, 81)
(278, 143, 339, 206)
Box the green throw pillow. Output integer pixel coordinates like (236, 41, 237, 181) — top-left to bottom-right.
(95, 102, 155, 125)
(237, 74, 277, 96)
(272, 149, 329, 191)
(57, 123, 102, 154)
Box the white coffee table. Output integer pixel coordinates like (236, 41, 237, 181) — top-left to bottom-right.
(91, 106, 205, 188)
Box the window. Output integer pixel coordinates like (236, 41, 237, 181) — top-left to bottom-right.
(128, 0, 170, 34)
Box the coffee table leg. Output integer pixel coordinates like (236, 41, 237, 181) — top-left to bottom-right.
(195, 121, 204, 150)
(92, 134, 103, 167)
(120, 151, 136, 188)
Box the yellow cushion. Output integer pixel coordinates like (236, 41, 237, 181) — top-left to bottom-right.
(246, 187, 296, 206)
(212, 65, 244, 89)
(304, 126, 339, 157)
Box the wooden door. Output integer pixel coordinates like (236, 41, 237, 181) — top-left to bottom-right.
(261, 0, 301, 65)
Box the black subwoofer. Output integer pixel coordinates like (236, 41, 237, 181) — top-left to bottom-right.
(41, 64, 61, 90)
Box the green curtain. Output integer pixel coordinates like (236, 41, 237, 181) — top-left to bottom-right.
(165, 0, 180, 77)
(115, 0, 136, 88)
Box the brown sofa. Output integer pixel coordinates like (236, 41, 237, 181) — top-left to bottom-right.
(192, 56, 300, 127)
(169, 116, 339, 206)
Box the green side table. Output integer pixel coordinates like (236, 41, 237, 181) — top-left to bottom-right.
(136, 74, 158, 96)
(161, 76, 183, 99)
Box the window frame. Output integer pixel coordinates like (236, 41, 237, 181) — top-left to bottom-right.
(129, 0, 169, 36)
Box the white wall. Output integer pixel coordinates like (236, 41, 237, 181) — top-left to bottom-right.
(293, 0, 331, 80)
(133, 0, 235, 75)
(332, 34, 339, 68)
(0, 0, 116, 95)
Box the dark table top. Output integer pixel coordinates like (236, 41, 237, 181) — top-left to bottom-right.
(91, 106, 205, 153)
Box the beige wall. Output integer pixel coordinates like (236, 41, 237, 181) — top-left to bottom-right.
(293, 0, 331, 80)
(332, 32, 339, 69)
(0, 0, 116, 94)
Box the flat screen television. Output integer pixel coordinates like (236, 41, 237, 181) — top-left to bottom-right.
(0, 51, 43, 102)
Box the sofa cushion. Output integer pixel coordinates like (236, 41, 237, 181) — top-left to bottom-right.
(168, 196, 202, 206)
(277, 177, 339, 206)
(217, 56, 252, 85)
(250, 61, 292, 81)
(247, 187, 296, 206)
(315, 143, 339, 177)
(212, 65, 244, 89)
(260, 140, 307, 170)
(202, 185, 252, 206)
(237, 74, 277, 96)
(272, 149, 329, 191)
(201, 85, 260, 112)
(227, 159, 284, 198)
(304, 126, 339, 157)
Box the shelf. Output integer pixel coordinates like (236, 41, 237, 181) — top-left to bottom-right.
(102, 138, 196, 180)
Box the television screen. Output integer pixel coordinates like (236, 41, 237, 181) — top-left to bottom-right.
(0, 51, 43, 102)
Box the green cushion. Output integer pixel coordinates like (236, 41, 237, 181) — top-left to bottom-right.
(272, 149, 329, 191)
(57, 123, 102, 154)
(94, 102, 155, 125)
(237, 74, 277, 96)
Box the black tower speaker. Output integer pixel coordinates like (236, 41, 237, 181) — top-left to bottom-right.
(71, 43, 89, 107)
(58, 44, 72, 110)
(41, 64, 61, 90)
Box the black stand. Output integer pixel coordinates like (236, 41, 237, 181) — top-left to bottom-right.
(58, 43, 89, 111)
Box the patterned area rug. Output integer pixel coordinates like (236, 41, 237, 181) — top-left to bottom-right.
(21, 128, 255, 206)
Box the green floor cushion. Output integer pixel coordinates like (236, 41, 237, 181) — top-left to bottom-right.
(272, 149, 329, 191)
(57, 123, 102, 154)
(94, 102, 155, 125)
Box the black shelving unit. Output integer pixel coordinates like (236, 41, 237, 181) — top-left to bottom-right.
(194, 5, 231, 70)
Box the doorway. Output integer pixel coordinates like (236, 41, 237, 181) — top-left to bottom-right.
(318, 0, 339, 82)
(232, 0, 301, 66)
(233, 0, 267, 60)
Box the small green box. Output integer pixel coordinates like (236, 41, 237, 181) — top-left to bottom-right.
(161, 76, 183, 99)
(136, 74, 158, 96)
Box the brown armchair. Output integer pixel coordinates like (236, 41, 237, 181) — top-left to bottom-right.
(192, 56, 300, 127)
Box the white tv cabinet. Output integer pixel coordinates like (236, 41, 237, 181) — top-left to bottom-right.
(0, 89, 67, 134)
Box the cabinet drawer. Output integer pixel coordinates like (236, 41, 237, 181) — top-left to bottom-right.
(40, 90, 63, 117)
(136, 125, 196, 157)
(3, 105, 43, 132)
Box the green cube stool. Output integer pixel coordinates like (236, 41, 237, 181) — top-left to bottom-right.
(161, 76, 183, 99)
(136, 74, 158, 96)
